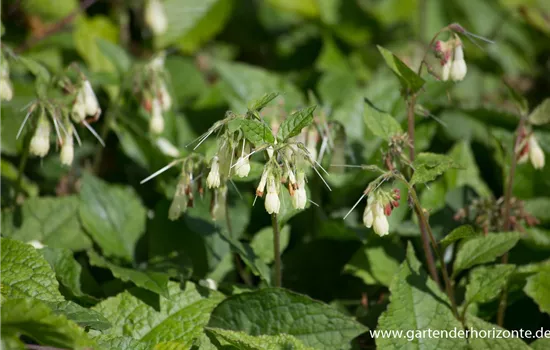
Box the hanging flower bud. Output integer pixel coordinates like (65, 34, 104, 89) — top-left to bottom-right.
(27, 240, 45, 249)
(291, 171, 307, 210)
(450, 43, 467, 82)
(0, 76, 13, 101)
(159, 82, 172, 111)
(373, 212, 390, 236)
(169, 177, 188, 220)
(264, 175, 280, 214)
(72, 88, 87, 123)
(441, 60, 452, 81)
(60, 125, 74, 166)
(145, 0, 168, 35)
(149, 99, 164, 134)
(206, 156, 221, 188)
(363, 196, 374, 228)
(267, 145, 274, 159)
(30, 113, 50, 157)
(83, 80, 100, 117)
(234, 156, 250, 178)
(156, 137, 180, 157)
(256, 168, 269, 196)
(529, 134, 545, 169)
(363, 193, 390, 236)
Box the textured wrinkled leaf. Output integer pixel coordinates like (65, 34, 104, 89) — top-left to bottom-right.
(206, 328, 315, 349)
(247, 92, 279, 112)
(93, 282, 224, 347)
(531, 337, 550, 350)
(87, 250, 170, 297)
(250, 225, 290, 264)
(465, 264, 515, 306)
(277, 106, 316, 142)
(48, 300, 111, 330)
(453, 232, 520, 276)
(1, 237, 64, 302)
(465, 315, 531, 349)
(524, 266, 550, 315)
(1, 298, 94, 350)
(411, 153, 460, 186)
(94, 335, 149, 350)
(363, 100, 402, 141)
(208, 288, 367, 349)
(528, 98, 550, 125)
(439, 225, 478, 249)
(376, 243, 467, 350)
(240, 119, 275, 146)
(96, 38, 131, 74)
(377, 45, 425, 93)
(79, 173, 146, 262)
(41, 247, 91, 300)
(6, 196, 92, 251)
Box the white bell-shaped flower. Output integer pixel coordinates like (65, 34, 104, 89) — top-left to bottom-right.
(27, 240, 45, 249)
(156, 137, 180, 158)
(291, 171, 307, 210)
(145, 0, 168, 35)
(29, 114, 50, 157)
(149, 99, 164, 134)
(529, 135, 545, 169)
(373, 214, 390, 236)
(0, 77, 13, 101)
(60, 127, 74, 166)
(72, 88, 87, 123)
(159, 82, 172, 111)
(256, 168, 269, 196)
(83, 80, 100, 117)
(264, 175, 280, 214)
(441, 60, 452, 82)
(450, 45, 467, 82)
(206, 156, 221, 188)
(234, 156, 250, 178)
(363, 196, 374, 228)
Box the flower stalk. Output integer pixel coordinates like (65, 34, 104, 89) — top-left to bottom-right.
(272, 213, 282, 287)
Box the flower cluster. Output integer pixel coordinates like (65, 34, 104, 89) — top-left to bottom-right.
(434, 35, 467, 82)
(134, 55, 172, 135)
(144, 0, 168, 35)
(517, 128, 545, 169)
(363, 189, 400, 236)
(1, 55, 13, 101)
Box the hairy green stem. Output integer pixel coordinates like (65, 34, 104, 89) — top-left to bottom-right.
(15, 126, 34, 200)
(272, 213, 282, 287)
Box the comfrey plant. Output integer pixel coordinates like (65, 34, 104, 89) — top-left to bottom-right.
(142, 93, 330, 286)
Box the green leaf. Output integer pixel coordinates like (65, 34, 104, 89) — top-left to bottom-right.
(94, 335, 149, 350)
(453, 232, 520, 276)
(79, 173, 147, 262)
(465, 315, 531, 349)
(465, 264, 515, 307)
(524, 198, 550, 223)
(248, 92, 280, 112)
(376, 243, 467, 350)
(377, 45, 425, 94)
(49, 300, 111, 330)
(267, 0, 320, 17)
(439, 225, 479, 249)
(240, 119, 275, 146)
(16, 56, 51, 82)
(208, 288, 367, 349)
(206, 328, 315, 350)
(524, 266, 550, 315)
(6, 196, 92, 251)
(531, 338, 550, 350)
(41, 247, 91, 300)
(1, 298, 94, 350)
(444, 141, 491, 197)
(528, 98, 550, 125)
(1, 237, 64, 302)
(87, 250, 170, 298)
(277, 106, 316, 142)
(343, 237, 405, 287)
(93, 282, 224, 347)
(250, 225, 290, 264)
(363, 99, 402, 141)
(410, 153, 460, 186)
(73, 15, 119, 73)
(96, 38, 131, 74)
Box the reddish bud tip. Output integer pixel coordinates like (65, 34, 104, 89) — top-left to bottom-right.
(392, 200, 400, 208)
(384, 203, 392, 216)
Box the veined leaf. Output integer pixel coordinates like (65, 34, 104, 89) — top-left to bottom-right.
(363, 99, 402, 141)
(377, 45, 425, 94)
(277, 105, 316, 142)
(528, 98, 550, 125)
(453, 232, 520, 277)
(240, 119, 275, 146)
(465, 264, 515, 307)
(524, 266, 550, 315)
(247, 92, 279, 112)
(41, 247, 93, 300)
(206, 328, 315, 350)
(411, 153, 460, 186)
(208, 288, 367, 349)
(439, 225, 479, 249)
(465, 315, 531, 349)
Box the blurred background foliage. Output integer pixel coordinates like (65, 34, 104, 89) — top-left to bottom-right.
(2, 0, 550, 347)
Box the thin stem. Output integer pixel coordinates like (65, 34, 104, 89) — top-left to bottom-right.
(15, 126, 34, 199)
(271, 213, 282, 287)
(497, 113, 527, 326)
(409, 186, 459, 319)
(225, 196, 252, 286)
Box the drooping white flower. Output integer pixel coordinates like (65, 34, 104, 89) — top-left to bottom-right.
(362, 196, 374, 228)
(0, 77, 13, 101)
(291, 171, 307, 210)
(441, 60, 452, 82)
(529, 134, 545, 169)
(60, 126, 74, 166)
(234, 156, 250, 178)
(72, 88, 87, 123)
(149, 99, 164, 134)
(145, 0, 168, 35)
(363, 195, 390, 236)
(450, 44, 467, 82)
(256, 168, 269, 196)
(373, 214, 390, 236)
(267, 145, 274, 159)
(156, 137, 180, 157)
(29, 114, 50, 157)
(27, 240, 45, 249)
(206, 156, 221, 188)
(264, 175, 280, 214)
(159, 82, 172, 111)
(204, 278, 218, 290)
(83, 80, 100, 117)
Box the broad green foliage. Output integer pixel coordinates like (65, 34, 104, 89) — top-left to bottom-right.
(410, 153, 460, 186)
(277, 106, 316, 141)
(363, 100, 402, 141)
(206, 328, 315, 349)
(208, 288, 367, 349)
(465, 265, 515, 308)
(439, 225, 478, 249)
(524, 266, 550, 315)
(377, 46, 425, 94)
(528, 98, 550, 125)
(465, 315, 531, 350)
(79, 173, 147, 262)
(41, 247, 92, 300)
(376, 244, 467, 350)
(239, 119, 276, 146)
